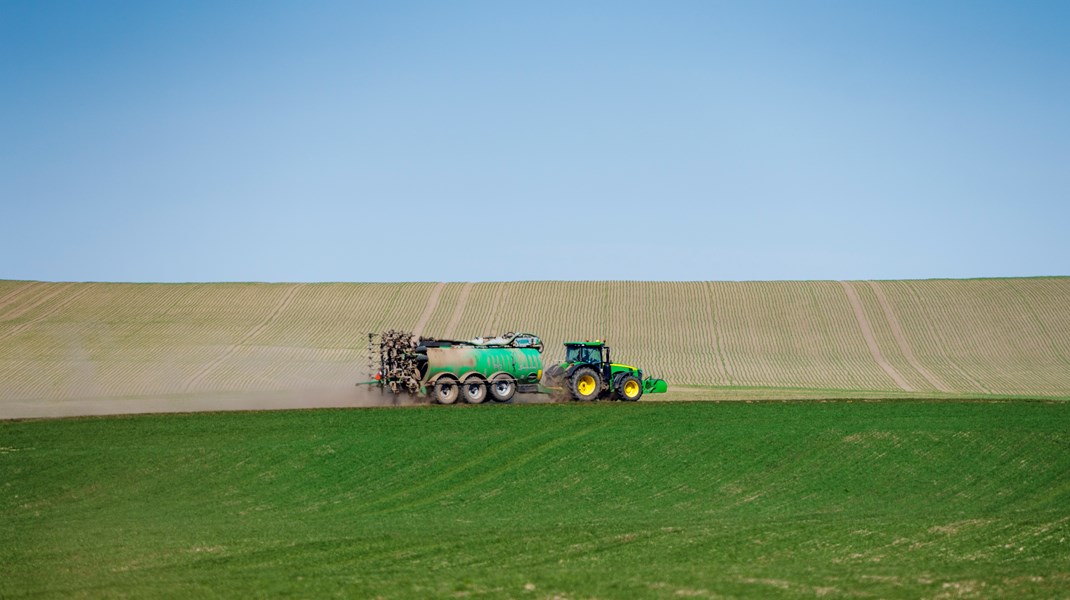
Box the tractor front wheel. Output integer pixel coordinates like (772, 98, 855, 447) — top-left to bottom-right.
(616, 374, 643, 401)
(569, 366, 602, 401)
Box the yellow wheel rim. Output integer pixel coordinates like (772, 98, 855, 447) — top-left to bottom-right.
(577, 374, 596, 396)
(624, 380, 640, 398)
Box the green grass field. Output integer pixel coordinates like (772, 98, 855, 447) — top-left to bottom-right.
(4, 401, 1068, 598)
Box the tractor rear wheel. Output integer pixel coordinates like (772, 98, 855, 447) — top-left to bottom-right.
(462, 378, 487, 404)
(490, 374, 516, 402)
(616, 374, 643, 401)
(542, 364, 565, 387)
(433, 377, 459, 405)
(569, 366, 602, 401)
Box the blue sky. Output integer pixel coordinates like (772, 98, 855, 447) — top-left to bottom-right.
(2, 1, 1067, 282)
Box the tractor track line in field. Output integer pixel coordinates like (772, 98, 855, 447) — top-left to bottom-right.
(392, 417, 616, 514)
(0, 284, 92, 342)
(840, 281, 912, 392)
(0, 283, 74, 322)
(444, 282, 473, 338)
(0, 282, 46, 314)
(1002, 279, 1070, 371)
(365, 413, 608, 516)
(904, 280, 992, 394)
(182, 285, 302, 393)
(412, 282, 446, 338)
(485, 282, 506, 335)
(868, 281, 951, 392)
(359, 415, 582, 513)
(703, 282, 733, 385)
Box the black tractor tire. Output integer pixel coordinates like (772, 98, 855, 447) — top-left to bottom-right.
(616, 374, 643, 401)
(432, 377, 459, 405)
(542, 364, 565, 387)
(569, 366, 602, 401)
(461, 378, 487, 404)
(610, 372, 626, 400)
(489, 374, 516, 403)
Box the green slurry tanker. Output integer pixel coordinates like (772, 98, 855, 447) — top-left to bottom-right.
(366, 330, 667, 404)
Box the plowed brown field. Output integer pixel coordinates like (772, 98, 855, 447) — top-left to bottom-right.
(1, 278, 1068, 417)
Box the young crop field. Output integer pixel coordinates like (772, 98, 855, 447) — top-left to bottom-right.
(2, 401, 1068, 598)
(0, 278, 1069, 418)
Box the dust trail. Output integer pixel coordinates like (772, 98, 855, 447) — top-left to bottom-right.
(0, 386, 575, 419)
(514, 391, 566, 405)
(0, 385, 434, 420)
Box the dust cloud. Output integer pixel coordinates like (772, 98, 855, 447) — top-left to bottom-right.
(0, 385, 573, 420)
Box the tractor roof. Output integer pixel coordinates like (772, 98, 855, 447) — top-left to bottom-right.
(564, 341, 606, 347)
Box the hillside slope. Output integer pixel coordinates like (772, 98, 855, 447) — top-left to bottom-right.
(0, 278, 1068, 412)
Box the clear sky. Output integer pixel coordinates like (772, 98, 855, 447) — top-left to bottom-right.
(2, 1, 1067, 282)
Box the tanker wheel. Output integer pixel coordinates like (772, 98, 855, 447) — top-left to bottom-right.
(490, 374, 516, 403)
(569, 366, 602, 401)
(433, 377, 459, 405)
(617, 374, 643, 401)
(462, 379, 487, 404)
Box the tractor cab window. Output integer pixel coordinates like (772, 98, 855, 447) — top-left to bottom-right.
(566, 346, 601, 364)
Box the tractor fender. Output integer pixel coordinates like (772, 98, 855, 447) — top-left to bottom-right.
(485, 370, 514, 382)
(460, 372, 487, 385)
(565, 363, 603, 381)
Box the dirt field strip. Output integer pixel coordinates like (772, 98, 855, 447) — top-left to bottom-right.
(412, 282, 446, 338)
(840, 281, 912, 392)
(3, 278, 1070, 410)
(868, 281, 951, 392)
(182, 285, 303, 393)
(443, 282, 473, 339)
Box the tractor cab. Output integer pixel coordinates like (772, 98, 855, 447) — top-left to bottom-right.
(564, 341, 606, 366)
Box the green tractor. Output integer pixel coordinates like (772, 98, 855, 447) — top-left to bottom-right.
(543, 340, 668, 401)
